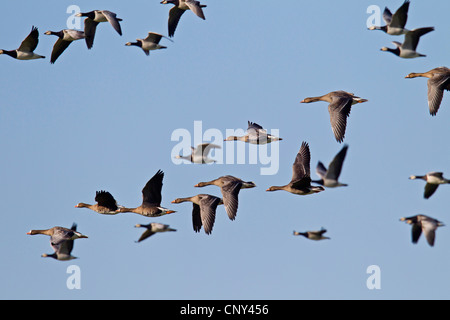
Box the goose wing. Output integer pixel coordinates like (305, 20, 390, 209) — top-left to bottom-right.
(424, 183, 439, 199)
(95, 190, 119, 211)
(50, 38, 72, 64)
(291, 141, 311, 182)
(142, 170, 164, 206)
(427, 73, 450, 116)
(421, 218, 438, 246)
(18, 26, 39, 52)
(221, 180, 242, 221)
(328, 96, 353, 143)
(185, 0, 206, 20)
(389, 0, 409, 28)
(403, 27, 434, 51)
(167, 6, 186, 37)
(325, 144, 348, 180)
(102, 10, 123, 35)
(84, 18, 99, 49)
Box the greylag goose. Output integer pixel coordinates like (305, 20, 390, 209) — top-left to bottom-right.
(405, 67, 450, 116)
(76, 10, 123, 49)
(125, 32, 172, 56)
(44, 29, 85, 64)
(194, 175, 256, 220)
(175, 143, 221, 164)
(41, 223, 80, 260)
(160, 0, 206, 37)
(369, 0, 410, 35)
(312, 144, 348, 188)
(0, 26, 45, 60)
(224, 121, 283, 144)
(380, 27, 434, 58)
(409, 172, 450, 199)
(134, 223, 177, 242)
(300, 91, 367, 143)
(266, 141, 324, 195)
(118, 170, 176, 217)
(293, 228, 330, 241)
(27, 224, 88, 254)
(171, 194, 223, 235)
(400, 215, 444, 247)
(75, 190, 120, 215)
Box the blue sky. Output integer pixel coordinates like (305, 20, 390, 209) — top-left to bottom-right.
(1, 0, 450, 300)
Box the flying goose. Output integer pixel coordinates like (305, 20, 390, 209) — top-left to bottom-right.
(0, 26, 45, 60)
(160, 0, 207, 37)
(41, 223, 80, 261)
(300, 91, 368, 143)
(369, 0, 410, 35)
(134, 223, 177, 242)
(175, 143, 221, 164)
(194, 175, 256, 221)
(172, 194, 223, 235)
(76, 10, 123, 49)
(409, 172, 450, 199)
(44, 29, 85, 64)
(266, 141, 324, 195)
(312, 144, 349, 188)
(118, 170, 176, 217)
(380, 27, 434, 58)
(224, 121, 283, 144)
(400, 215, 444, 247)
(75, 190, 120, 215)
(405, 67, 450, 116)
(125, 32, 173, 56)
(293, 228, 330, 241)
(27, 224, 88, 254)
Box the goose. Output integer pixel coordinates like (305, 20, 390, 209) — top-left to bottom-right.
(293, 228, 330, 241)
(224, 121, 283, 144)
(76, 10, 123, 49)
(0, 26, 45, 60)
(41, 223, 80, 261)
(75, 190, 120, 215)
(175, 143, 221, 164)
(400, 215, 444, 247)
(171, 194, 223, 235)
(312, 144, 349, 188)
(125, 32, 173, 56)
(44, 29, 85, 64)
(409, 172, 450, 199)
(405, 67, 450, 116)
(160, 0, 206, 37)
(380, 27, 434, 58)
(266, 141, 324, 195)
(134, 223, 177, 242)
(117, 170, 176, 217)
(27, 225, 88, 254)
(368, 0, 410, 35)
(300, 91, 368, 143)
(194, 175, 256, 221)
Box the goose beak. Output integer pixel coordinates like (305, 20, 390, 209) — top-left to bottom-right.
(166, 210, 176, 214)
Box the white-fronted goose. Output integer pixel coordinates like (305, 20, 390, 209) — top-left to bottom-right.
(171, 194, 223, 235)
(194, 175, 256, 221)
(0, 26, 45, 60)
(380, 27, 434, 58)
(266, 141, 324, 195)
(293, 228, 330, 241)
(75, 190, 120, 215)
(369, 0, 410, 35)
(125, 32, 172, 56)
(175, 143, 221, 164)
(300, 91, 368, 143)
(27, 224, 88, 254)
(405, 67, 450, 116)
(76, 10, 123, 49)
(118, 170, 176, 217)
(45, 29, 85, 64)
(400, 215, 444, 247)
(160, 0, 206, 37)
(312, 144, 348, 188)
(409, 172, 450, 199)
(134, 223, 177, 242)
(41, 223, 80, 261)
(224, 121, 283, 145)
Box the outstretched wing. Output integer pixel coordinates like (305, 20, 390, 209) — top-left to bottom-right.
(142, 170, 164, 206)
(18, 26, 39, 52)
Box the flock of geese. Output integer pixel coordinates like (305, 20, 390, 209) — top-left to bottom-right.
(20, 1, 450, 260)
